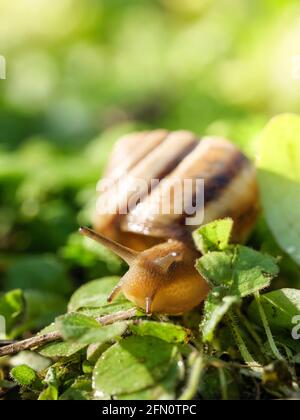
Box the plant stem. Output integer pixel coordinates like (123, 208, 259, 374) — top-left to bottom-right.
(254, 291, 284, 361)
(179, 353, 205, 400)
(236, 309, 266, 364)
(237, 308, 264, 349)
(218, 367, 228, 400)
(0, 308, 137, 357)
(226, 311, 262, 374)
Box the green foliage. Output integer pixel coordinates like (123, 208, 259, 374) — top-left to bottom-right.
(39, 342, 87, 359)
(201, 289, 240, 343)
(68, 276, 135, 318)
(59, 378, 92, 401)
(117, 359, 184, 401)
(0, 289, 24, 334)
(193, 218, 233, 254)
(196, 246, 278, 296)
(38, 385, 59, 401)
(58, 313, 128, 345)
(68, 277, 123, 312)
(93, 336, 179, 396)
(58, 313, 100, 341)
(195, 220, 279, 344)
(129, 321, 190, 344)
(10, 365, 38, 388)
(257, 114, 300, 266)
(3, 225, 299, 400)
(1, 0, 300, 400)
(248, 288, 300, 331)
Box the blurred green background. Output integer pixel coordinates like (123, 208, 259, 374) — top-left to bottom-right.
(1, 0, 300, 335)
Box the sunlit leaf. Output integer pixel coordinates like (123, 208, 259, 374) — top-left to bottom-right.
(93, 336, 178, 396)
(68, 277, 125, 312)
(10, 365, 38, 387)
(129, 321, 190, 344)
(196, 246, 278, 296)
(201, 288, 240, 342)
(193, 218, 233, 254)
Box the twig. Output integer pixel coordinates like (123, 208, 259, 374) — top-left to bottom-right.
(96, 307, 137, 325)
(0, 340, 16, 347)
(0, 331, 61, 357)
(0, 308, 137, 357)
(208, 357, 262, 370)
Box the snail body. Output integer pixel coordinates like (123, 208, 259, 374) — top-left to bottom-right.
(80, 130, 259, 315)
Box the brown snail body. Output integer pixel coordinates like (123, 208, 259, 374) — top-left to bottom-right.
(80, 130, 259, 315)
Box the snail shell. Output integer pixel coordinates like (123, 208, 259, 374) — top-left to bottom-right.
(95, 130, 259, 249)
(82, 129, 259, 315)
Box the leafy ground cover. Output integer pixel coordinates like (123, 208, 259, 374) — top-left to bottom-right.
(1, 1, 300, 399)
(0, 115, 300, 400)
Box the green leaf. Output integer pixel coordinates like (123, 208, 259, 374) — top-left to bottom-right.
(77, 322, 128, 345)
(230, 246, 278, 297)
(196, 251, 233, 288)
(93, 336, 178, 396)
(0, 289, 24, 334)
(58, 312, 128, 345)
(38, 318, 87, 358)
(60, 378, 93, 401)
(38, 323, 88, 359)
(68, 277, 129, 312)
(201, 288, 240, 342)
(257, 114, 300, 265)
(248, 288, 300, 331)
(39, 341, 87, 358)
(77, 301, 135, 318)
(87, 342, 111, 363)
(129, 321, 190, 344)
(193, 218, 233, 254)
(197, 244, 278, 343)
(10, 365, 38, 387)
(196, 245, 278, 297)
(58, 313, 100, 341)
(38, 385, 58, 400)
(117, 355, 184, 400)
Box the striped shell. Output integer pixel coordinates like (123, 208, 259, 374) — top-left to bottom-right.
(94, 130, 259, 250)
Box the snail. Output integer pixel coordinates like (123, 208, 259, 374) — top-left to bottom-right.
(80, 130, 259, 315)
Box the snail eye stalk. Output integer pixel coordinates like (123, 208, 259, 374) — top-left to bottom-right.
(79, 227, 138, 265)
(107, 283, 123, 303)
(154, 251, 182, 272)
(145, 296, 153, 315)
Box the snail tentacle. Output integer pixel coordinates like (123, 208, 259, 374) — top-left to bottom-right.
(145, 296, 153, 315)
(107, 282, 123, 303)
(79, 227, 138, 265)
